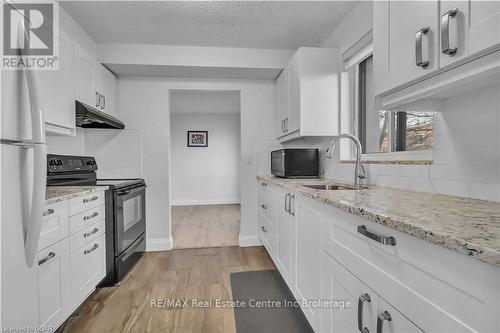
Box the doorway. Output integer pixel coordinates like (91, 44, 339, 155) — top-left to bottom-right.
(169, 90, 241, 249)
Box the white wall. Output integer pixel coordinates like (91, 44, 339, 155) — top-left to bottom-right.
(118, 78, 276, 250)
(170, 113, 241, 205)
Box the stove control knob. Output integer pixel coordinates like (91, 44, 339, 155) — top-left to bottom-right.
(49, 159, 57, 166)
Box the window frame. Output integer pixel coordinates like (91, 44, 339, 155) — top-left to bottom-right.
(342, 48, 434, 162)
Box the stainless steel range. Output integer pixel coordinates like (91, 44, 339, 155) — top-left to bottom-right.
(47, 154, 146, 286)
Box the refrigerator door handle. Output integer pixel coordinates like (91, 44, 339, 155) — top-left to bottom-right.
(17, 20, 47, 267)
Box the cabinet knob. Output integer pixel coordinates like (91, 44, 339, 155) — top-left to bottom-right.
(43, 208, 55, 217)
(261, 226, 268, 233)
(261, 204, 267, 210)
(38, 252, 56, 266)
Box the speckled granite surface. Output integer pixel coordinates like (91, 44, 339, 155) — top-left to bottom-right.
(257, 175, 500, 267)
(45, 186, 108, 205)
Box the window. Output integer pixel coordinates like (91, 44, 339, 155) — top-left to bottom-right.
(351, 55, 433, 156)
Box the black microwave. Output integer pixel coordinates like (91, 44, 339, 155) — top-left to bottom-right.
(271, 149, 319, 178)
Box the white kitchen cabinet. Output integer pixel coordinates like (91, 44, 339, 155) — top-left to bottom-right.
(469, 1, 500, 55)
(293, 197, 322, 331)
(276, 47, 340, 142)
(274, 188, 295, 286)
(276, 69, 288, 137)
(321, 251, 422, 333)
(70, 233, 106, 309)
(74, 42, 97, 108)
(40, 29, 76, 136)
(388, 1, 439, 90)
(37, 238, 71, 329)
(95, 64, 118, 116)
(321, 251, 377, 333)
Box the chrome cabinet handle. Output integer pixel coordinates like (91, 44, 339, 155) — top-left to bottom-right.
(101, 95, 105, 110)
(281, 119, 285, 133)
(261, 204, 267, 210)
(285, 193, 290, 213)
(83, 196, 98, 203)
(38, 252, 56, 266)
(358, 294, 371, 333)
(289, 194, 295, 216)
(415, 26, 430, 68)
(96, 92, 100, 107)
(43, 208, 54, 217)
(357, 225, 396, 246)
(377, 311, 392, 333)
(84, 243, 99, 255)
(261, 226, 268, 233)
(261, 182, 267, 187)
(441, 8, 458, 56)
(83, 212, 99, 221)
(84, 227, 99, 238)
(285, 118, 288, 132)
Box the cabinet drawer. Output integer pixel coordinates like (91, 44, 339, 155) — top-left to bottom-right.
(70, 234, 106, 308)
(39, 201, 69, 250)
(322, 206, 499, 332)
(69, 191, 105, 216)
(69, 219, 105, 254)
(259, 212, 275, 257)
(37, 238, 70, 329)
(258, 192, 275, 223)
(69, 204, 105, 235)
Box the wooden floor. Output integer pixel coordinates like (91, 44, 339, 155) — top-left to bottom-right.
(60, 246, 275, 333)
(171, 205, 240, 249)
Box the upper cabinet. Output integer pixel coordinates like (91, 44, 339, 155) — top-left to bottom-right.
(40, 30, 75, 136)
(374, 0, 500, 109)
(95, 64, 117, 117)
(74, 42, 97, 108)
(276, 47, 340, 142)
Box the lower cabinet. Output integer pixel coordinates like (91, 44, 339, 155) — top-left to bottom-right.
(70, 233, 106, 308)
(274, 188, 295, 286)
(293, 197, 322, 331)
(321, 251, 422, 333)
(37, 238, 71, 328)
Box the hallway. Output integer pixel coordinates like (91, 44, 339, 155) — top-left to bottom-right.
(172, 204, 240, 249)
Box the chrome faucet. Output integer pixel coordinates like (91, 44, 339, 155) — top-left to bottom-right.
(325, 134, 366, 190)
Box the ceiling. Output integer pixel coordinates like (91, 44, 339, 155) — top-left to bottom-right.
(170, 90, 240, 114)
(60, 1, 359, 50)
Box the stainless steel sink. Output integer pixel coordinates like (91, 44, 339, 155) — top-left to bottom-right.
(301, 184, 355, 191)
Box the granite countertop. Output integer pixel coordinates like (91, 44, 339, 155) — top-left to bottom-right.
(257, 175, 500, 268)
(45, 186, 108, 205)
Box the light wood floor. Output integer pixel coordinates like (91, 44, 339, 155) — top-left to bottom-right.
(60, 246, 275, 333)
(171, 205, 240, 249)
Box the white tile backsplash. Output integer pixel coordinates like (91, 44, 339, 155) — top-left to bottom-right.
(311, 84, 500, 202)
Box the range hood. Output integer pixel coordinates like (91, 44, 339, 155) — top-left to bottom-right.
(75, 100, 125, 129)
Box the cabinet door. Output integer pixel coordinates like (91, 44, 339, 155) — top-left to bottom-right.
(276, 69, 288, 137)
(287, 55, 300, 134)
(375, 298, 424, 333)
(294, 198, 322, 330)
(439, 1, 469, 68)
(389, 0, 439, 89)
(37, 238, 70, 329)
(40, 29, 75, 135)
(469, 1, 500, 55)
(70, 234, 106, 308)
(275, 191, 294, 285)
(321, 252, 377, 333)
(74, 42, 96, 107)
(95, 64, 117, 116)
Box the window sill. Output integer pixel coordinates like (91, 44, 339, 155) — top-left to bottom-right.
(341, 150, 433, 165)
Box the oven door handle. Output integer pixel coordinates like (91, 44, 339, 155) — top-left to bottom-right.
(117, 184, 146, 196)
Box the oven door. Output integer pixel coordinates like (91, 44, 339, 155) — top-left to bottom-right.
(115, 184, 146, 255)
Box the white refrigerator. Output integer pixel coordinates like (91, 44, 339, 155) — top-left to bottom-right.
(0, 22, 47, 326)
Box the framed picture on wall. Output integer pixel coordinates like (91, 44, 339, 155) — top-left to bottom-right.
(187, 131, 208, 147)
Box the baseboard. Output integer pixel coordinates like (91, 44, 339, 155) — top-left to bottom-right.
(147, 235, 173, 251)
(171, 199, 241, 206)
(239, 234, 262, 247)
